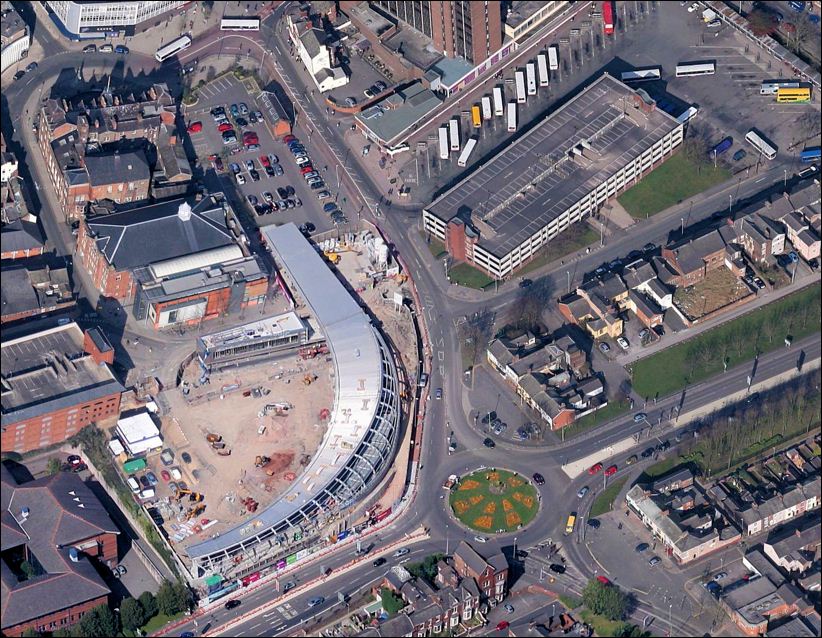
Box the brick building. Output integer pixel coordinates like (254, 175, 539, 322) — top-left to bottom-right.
(1, 464, 117, 637)
(452, 541, 508, 602)
(660, 228, 740, 287)
(737, 213, 786, 263)
(75, 195, 242, 303)
(36, 83, 174, 222)
(1, 263, 74, 324)
(1, 323, 123, 454)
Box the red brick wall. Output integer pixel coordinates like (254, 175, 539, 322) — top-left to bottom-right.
(83, 330, 114, 365)
(4, 594, 110, 637)
(552, 409, 576, 430)
(75, 227, 135, 301)
(1, 391, 122, 454)
(88, 178, 150, 205)
(1, 246, 46, 260)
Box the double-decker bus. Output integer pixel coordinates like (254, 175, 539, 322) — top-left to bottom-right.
(800, 147, 821, 163)
(155, 35, 192, 62)
(621, 67, 662, 83)
(776, 87, 811, 103)
(471, 105, 482, 128)
(565, 512, 577, 535)
(760, 80, 800, 95)
(675, 61, 716, 77)
(220, 17, 260, 31)
(602, 1, 615, 35)
(745, 129, 777, 160)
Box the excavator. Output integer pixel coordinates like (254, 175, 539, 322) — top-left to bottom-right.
(176, 488, 204, 503)
(185, 503, 206, 521)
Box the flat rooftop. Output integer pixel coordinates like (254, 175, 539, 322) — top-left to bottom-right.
(1, 324, 124, 427)
(505, 0, 551, 29)
(199, 311, 309, 351)
(426, 74, 681, 257)
(355, 81, 442, 146)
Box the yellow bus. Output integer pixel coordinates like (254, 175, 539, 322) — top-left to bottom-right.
(471, 105, 482, 128)
(776, 87, 811, 103)
(565, 512, 577, 535)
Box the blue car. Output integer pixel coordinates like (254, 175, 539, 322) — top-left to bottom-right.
(323, 203, 338, 213)
(115, 45, 129, 54)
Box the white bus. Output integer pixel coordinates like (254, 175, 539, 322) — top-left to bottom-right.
(526, 62, 537, 95)
(515, 70, 526, 103)
(675, 61, 715, 77)
(745, 129, 777, 160)
(448, 119, 460, 152)
(220, 17, 260, 31)
(457, 137, 478, 168)
(481, 96, 493, 121)
(620, 67, 662, 83)
(493, 86, 504, 116)
(760, 80, 800, 95)
(155, 35, 192, 62)
(548, 45, 559, 71)
(438, 127, 449, 160)
(507, 101, 517, 132)
(537, 54, 550, 87)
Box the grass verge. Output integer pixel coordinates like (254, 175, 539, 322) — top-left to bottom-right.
(518, 225, 599, 276)
(142, 612, 183, 635)
(629, 284, 820, 398)
(618, 153, 731, 219)
(449, 469, 539, 533)
(448, 262, 495, 290)
(559, 594, 583, 610)
(420, 232, 448, 259)
(579, 609, 626, 637)
(560, 400, 631, 440)
(589, 477, 628, 518)
(640, 458, 681, 480)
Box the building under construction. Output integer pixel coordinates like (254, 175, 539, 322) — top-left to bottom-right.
(196, 311, 321, 372)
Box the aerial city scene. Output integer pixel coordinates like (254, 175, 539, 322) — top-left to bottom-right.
(0, 1, 820, 637)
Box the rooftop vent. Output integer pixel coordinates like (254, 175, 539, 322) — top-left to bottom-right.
(69, 547, 79, 562)
(177, 201, 192, 221)
(21, 507, 30, 520)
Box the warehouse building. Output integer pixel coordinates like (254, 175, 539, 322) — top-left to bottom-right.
(423, 74, 684, 279)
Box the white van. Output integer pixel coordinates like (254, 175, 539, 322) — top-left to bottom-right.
(127, 476, 140, 493)
(139, 488, 156, 500)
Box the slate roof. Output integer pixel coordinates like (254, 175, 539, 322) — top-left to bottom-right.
(665, 230, 727, 275)
(300, 27, 327, 58)
(0, 467, 115, 630)
(0, 265, 39, 317)
(84, 150, 150, 187)
(86, 195, 234, 270)
(1, 218, 45, 254)
(453, 540, 508, 578)
(622, 260, 656, 289)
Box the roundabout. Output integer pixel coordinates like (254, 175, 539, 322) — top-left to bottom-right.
(448, 468, 540, 534)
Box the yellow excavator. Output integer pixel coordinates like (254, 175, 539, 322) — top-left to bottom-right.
(176, 488, 204, 503)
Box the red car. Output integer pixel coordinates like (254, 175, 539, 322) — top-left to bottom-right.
(259, 155, 271, 167)
(160, 470, 171, 482)
(218, 123, 233, 132)
(207, 154, 218, 162)
(588, 463, 603, 475)
(187, 121, 202, 133)
(300, 165, 314, 174)
(605, 465, 618, 477)
(282, 134, 296, 144)
(597, 575, 611, 586)
(243, 131, 258, 141)
(495, 621, 509, 631)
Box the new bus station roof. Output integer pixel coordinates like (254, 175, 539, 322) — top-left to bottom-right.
(425, 74, 681, 258)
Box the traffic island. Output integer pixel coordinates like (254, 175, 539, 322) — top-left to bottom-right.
(448, 468, 539, 533)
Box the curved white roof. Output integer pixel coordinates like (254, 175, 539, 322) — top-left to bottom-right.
(149, 245, 244, 279)
(187, 224, 401, 565)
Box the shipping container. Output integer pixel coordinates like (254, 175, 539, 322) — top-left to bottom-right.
(507, 101, 517, 132)
(537, 54, 550, 86)
(438, 127, 449, 160)
(526, 62, 537, 95)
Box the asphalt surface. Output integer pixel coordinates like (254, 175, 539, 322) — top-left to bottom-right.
(5, 3, 820, 636)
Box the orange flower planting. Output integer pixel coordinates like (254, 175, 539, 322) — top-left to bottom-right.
(474, 515, 493, 529)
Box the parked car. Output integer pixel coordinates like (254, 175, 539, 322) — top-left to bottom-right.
(115, 45, 129, 54)
(649, 556, 661, 566)
(597, 575, 611, 585)
(344, 97, 357, 107)
(714, 571, 728, 580)
(504, 604, 515, 614)
(616, 336, 630, 350)
(222, 134, 237, 145)
(635, 543, 649, 553)
(83, 44, 97, 53)
(317, 190, 332, 200)
(160, 470, 171, 482)
(236, 173, 246, 185)
(98, 44, 113, 53)
(235, 117, 248, 127)
(641, 447, 655, 458)
(249, 169, 260, 181)
(139, 475, 151, 489)
(588, 463, 603, 475)
(247, 194, 259, 206)
(187, 121, 202, 133)
(267, 154, 279, 165)
(238, 102, 249, 114)
(483, 438, 496, 448)
(598, 342, 610, 353)
(13, 70, 25, 80)
(265, 165, 276, 177)
(733, 149, 747, 161)
(229, 162, 241, 174)
(626, 454, 638, 465)
(146, 471, 158, 486)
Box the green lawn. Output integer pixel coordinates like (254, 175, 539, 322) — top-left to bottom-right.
(449, 469, 539, 533)
(448, 262, 495, 289)
(421, 232, 448, 259)
(629, 284, 821, 398)
(560, 400, 631, 439)
(618, 153, 731, 219)
(517, 225, 600, 276)
(579, 609, 626, 637)
(589, 477, 628, 518)
(559, 594, 583, 610)
(640, 458, 681, 480)
(141, 612, 183, 635)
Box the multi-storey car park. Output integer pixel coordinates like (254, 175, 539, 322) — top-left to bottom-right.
(185, 223, 403, 581)
(422, 74, 685, 280)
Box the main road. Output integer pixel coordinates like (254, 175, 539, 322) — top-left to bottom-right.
(6, 8, 819, 636)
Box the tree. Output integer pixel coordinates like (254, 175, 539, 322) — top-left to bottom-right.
(380, 587, 405, 615)
(582, 579, 628, 621)
(406, 553, 445, 584)
(615, 623, 650, 637)
(77, 604, 118, 638)
(21, 629, 42, 637)
(747, 10, 777, 36)
(157, 580, 192, 616)
(47, 457, 62, 475)
(139, 591, 159, 619)
(120, 597, 146, 632)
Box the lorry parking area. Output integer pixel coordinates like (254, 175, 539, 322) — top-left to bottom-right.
(182, 76, 341, 237)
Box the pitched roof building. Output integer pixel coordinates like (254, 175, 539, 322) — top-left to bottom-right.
(1, 464, 118, 637)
